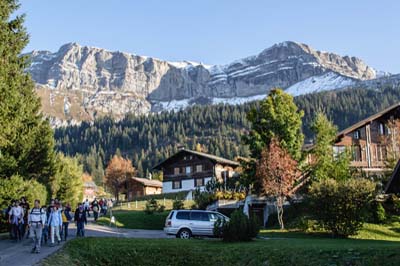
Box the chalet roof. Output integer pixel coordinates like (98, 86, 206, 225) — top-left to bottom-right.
(337, 102, 400, 138)
(131, 177, 162, 188)
(152, 148, 239, 170)
(385, 159, 400, 194)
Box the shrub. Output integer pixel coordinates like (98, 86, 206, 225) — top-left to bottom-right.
(172, 199, 184, 210)
(214, 210, 260, 242)
(144, 199, 165, 214)
(0, 175, 48, 232)
(192, 189, 215, 210)
(369, 201, 386, 224)
(383, 194, 400, 215)
(308, 178, 375, 238)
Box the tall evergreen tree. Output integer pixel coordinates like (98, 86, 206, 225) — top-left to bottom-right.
(310, 112, 351, 181)
(244, 89, 304, 160)
(0, 0, 55, 183)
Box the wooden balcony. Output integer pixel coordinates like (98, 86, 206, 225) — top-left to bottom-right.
(163, 170, 214, 181)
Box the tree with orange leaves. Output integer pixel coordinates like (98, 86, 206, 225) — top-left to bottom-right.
(104, 155, 135, 201)
(256, 138, 300, 229)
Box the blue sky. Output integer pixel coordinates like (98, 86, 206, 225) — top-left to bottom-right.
(19, 0, 400, 73)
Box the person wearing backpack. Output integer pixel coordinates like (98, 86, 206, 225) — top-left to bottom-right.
(8, 199, 23, 242)
(40, 205, 49, 245)
(28, 199, 46, 253)
(61, 203, 72, 241)
(74, 204, 87, 237)
(92, 198, 99, 222)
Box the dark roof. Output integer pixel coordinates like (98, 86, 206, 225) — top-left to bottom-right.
(337, 102, 400, 138)
(385, 159, 400, 194)
(131, 177, 162, 188)
(152, 148, 239, 170)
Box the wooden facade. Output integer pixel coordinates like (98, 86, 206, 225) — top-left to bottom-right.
(153, 149, 239, 193)
(125, 177, 162, 199)
(334, 103, 400, 172)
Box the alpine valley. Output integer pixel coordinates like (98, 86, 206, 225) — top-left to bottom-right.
(27, 41, 400, 127)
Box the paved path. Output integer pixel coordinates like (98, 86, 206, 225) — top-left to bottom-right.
(0, 220, 171, 266)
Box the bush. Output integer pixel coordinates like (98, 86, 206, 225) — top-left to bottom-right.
(0, 175, 48, 232)
(383, 194, 400, 216)
(172, 199, 184, 210)
(144, 199, 165, 214)
(192, 189, 215, 210)
(308, 178, 375, 238)
(214, 210, 260, 242)
(366, 201, 386, 224)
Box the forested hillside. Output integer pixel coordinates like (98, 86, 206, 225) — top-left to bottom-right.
(54, 86, 400, 183)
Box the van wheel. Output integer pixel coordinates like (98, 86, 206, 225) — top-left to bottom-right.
(177, 228, 192, 239)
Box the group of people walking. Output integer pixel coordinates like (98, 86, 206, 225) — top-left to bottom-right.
(83, 198, 112, 222)
(5, 197, 89, 254)
(4, 197, 113, 254)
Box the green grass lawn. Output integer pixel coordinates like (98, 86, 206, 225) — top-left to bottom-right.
(41, 237, 400, 266)
(259, 219, 400, 242)
(97, 210, 169, 230)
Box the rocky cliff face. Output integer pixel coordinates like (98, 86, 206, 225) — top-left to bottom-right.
(27, 41, 382, 125)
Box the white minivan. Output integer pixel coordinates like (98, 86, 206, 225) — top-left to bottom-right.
(164, 210, 229, 239)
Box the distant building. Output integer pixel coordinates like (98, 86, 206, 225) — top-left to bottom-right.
(83, 181, 98, 201)
(333, 102, 400, 173)
(152, 149, 239, 194)
(125, 177, 162, 199)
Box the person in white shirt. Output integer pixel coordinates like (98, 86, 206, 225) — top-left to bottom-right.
(28, 199, 46, 253)
(8, 200, 23, 241)
(84, 199, 90, 217)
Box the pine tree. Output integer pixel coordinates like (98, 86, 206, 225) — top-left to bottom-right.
(0, 0, 55, 183)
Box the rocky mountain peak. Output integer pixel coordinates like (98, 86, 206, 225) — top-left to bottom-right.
(26, 41, 387, 126)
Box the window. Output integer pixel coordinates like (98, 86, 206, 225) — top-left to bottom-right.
(172, 180, 182, 189)
(379, 123, 385, 135)
(176, 211, 190, 220)
(196, 164, 203, 172)
(168, 211, 175, 219)
(189, 155, 193, 160)
(354, 130, 361, 139)
(209, 213, 226, 222)
(190, 211, 209, 221)
(183, 156, 187, 160)
(333, 146, 346, 158)
(194, 178, 204, 187)
(185, 166, 192, 175)
(174, 167, 180, 175)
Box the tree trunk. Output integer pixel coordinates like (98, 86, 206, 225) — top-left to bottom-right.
(276, 196, 285, 230)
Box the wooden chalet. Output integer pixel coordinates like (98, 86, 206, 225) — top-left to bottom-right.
(124, 177, 162, 199)
(152, 149, 239, 194)
(334, 102, 400, 173)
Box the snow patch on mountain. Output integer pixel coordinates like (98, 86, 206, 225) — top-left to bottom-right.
(285, 72, 356, 96)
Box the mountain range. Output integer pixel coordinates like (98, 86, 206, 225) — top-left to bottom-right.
(26, 41, 400, 126)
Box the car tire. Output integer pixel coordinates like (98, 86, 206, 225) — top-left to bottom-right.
(177, 228, 192, 239)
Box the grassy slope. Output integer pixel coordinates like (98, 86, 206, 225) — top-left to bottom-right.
(97, 210, 169, 230)
(41, 237, 400, 266)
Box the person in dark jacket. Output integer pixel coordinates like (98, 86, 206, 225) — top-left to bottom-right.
(91, 198, 99, 221)
(74, 204, 87, 237)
